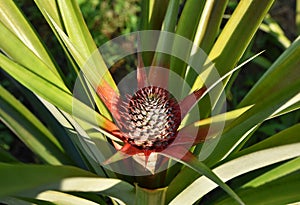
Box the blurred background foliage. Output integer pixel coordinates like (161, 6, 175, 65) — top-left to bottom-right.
(0, 0, 299, 161)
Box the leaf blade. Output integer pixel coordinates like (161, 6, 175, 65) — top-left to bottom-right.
(161, 148, 244, 205)
(169, 142, 300, 205)
(0, 0, 60, 76)
(0, 163, 135, 204)
(0, 86, 71, 165)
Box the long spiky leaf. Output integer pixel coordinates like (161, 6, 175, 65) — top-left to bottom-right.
(160, 147, 244, 205)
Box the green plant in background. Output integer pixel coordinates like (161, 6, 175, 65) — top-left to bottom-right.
(79, 0, 139, 45)
(0, 0, 299, 205)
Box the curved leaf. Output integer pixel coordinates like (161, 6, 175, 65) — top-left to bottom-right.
(204, 37, 300, 166)
(195, 0, 228, 53)
(171, 0, 206, 77)
(240, 36, 300, 107)
(0, 22, 68, 92)
(0, 86, 71, 165)
(166, 123, 300, 202)
(169, 142, 300, 205)
(160, 147, 244, 205)
(36, 191, 101, 205)
(56, 0, 117, 90)
(0, 163, 135, 204)
(208, 0, 274, 76)
(0, 53, 119, 137)
(230, 123, 300, 160)
(243, 157, 300, 188)
(0, 0, 60, 77)
(192, 0, 274, 117)
(216, 173, 300, 205)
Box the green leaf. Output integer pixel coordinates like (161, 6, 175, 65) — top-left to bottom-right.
(1, 197, 40, 205)
(177, 106, 252, 147)
(0, 86, 71, 165)
(0, 163, 91, 197)
(207, 0, 274, 76)
(0, 163, 135, 204)
(139, 0, 150, 30)
(168, 142, 300, 205)
(260, 14, 291, 49)
(65, 116, 118, 178)
(167, 118, 300, 202)
(0, 53, 118, 137)
(34, 101, 106, 176)
(36, 191, 100, 205)
(204, 37, 300, 166)
(135, 184, 167, 205)
(19, 88, 87, 169)
(34, 0, 79, 80)
(175, 0, 206, 41)
(230, 124, 300, 159)
(271, 99, 300, 119)
(192, 0, 274, 117)
(134, 0, 169, 50)
(148, 0, 169, 30)
(170, 0, 206, 77)
(148, 0, 180, 82)
(46, 12, 116, 120)
(194, 0, 228, 53)
(57, 0, 97, 57)
(215, 173, 300, 205)
(243, 157, 300, 188)
(35, 0, 116, 119)
(0, 0, 61, 77)
(239, 36, 300, 107)
(161, 0, 180, 33)
(56, 0, 117, 90)
(34, 0, 63, 28)
(0, 52, 71, 112)
(0, 21, 68, 93)
(296, 0, 300, 35)
(160, 148, 244, 205)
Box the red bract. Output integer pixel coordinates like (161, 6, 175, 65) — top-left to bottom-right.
(96, 54, 207, 168)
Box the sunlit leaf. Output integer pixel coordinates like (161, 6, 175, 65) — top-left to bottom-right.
(194, 0, 228, 53)
(56, 0, 117, 90)
(208, 0, 274, 76)
(0, 163, 134, 204)
(192, 0, 274, 117)
(215, 173, 300, 205)
(0, 53, 119, 136)
(37, 191, 99, 205)
(0, 0, 60, 77)
(260, 14, 291, 49)
(0, 86, 71, 165)
(0, 22, 68, 92)
(170, 0, 205, 77)
(243, 157, 300, 188)
(168, 142, 300, 204)
(161, 147, 244, 205)
(204, 36, 300, 166)
(239, 36, 300, 107)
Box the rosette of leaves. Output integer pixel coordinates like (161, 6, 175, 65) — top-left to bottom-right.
(0, 0, 299, 204)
